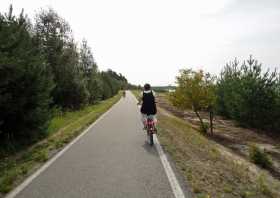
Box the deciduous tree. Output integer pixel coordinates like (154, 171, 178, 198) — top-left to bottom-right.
(170, 69, 216, 134)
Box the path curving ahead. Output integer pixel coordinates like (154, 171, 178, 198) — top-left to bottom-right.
(8, 91, 188, 198)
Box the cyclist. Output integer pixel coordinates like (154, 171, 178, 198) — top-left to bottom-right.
(122, 90, 126, 97)
(139, 83, 157, 130)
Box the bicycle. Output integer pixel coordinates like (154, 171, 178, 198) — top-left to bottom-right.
(145, 117, 157, 146)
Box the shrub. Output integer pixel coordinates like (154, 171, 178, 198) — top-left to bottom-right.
(199, 122, 209, 134)
(249, 145, 272, 169)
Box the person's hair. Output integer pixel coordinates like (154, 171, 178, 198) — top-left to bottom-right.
(144, 83, 151, 91)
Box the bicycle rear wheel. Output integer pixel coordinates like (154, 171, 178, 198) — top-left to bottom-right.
(149, 131, 154, 146)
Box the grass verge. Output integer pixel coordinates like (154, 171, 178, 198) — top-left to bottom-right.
(131, 89, 141, 100)
(0, 94, 121, 196)
(157, 108, 280, 198)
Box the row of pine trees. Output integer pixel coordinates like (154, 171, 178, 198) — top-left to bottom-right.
(0, 6, 128, 146)
(216, 56, 280, 133)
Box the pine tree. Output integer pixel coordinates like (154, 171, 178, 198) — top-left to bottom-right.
(216, 56, 280, 132)
(0, 6, 54, 143)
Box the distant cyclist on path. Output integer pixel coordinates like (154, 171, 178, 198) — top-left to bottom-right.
(122, 90, 126, 98)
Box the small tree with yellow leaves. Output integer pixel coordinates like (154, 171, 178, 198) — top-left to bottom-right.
(170, 69, 216, 134)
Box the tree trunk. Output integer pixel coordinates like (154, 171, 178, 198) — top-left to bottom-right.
(194, 110, 207, 133)
(209, 110, 214, 135)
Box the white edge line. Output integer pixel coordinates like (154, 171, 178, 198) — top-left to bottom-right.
(131, 91, 185, 198)
(154, 136, 185, 198)
(5, 99, 122, 198)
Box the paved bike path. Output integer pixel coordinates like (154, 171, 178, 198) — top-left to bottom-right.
(12, 92, 178, 198)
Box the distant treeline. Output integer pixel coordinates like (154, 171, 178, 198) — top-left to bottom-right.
(152, 86, 176, 93)
(129, 85, 176, 93)
(171, 56, 280, 135)
(0, 6, 128, 144)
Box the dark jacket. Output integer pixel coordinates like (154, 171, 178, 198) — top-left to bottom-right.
(140, 90, 157, 115)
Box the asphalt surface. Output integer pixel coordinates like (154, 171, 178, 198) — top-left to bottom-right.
(14, 91, 177, 198)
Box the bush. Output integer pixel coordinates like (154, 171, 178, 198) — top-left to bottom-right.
(199, 122, 209, 134)
(249, 145, 272, 168)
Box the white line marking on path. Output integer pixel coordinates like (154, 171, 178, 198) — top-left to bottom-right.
(5, 99, 122, 198)
(132, 91, 185, 198)
(154, 136, 185, 198)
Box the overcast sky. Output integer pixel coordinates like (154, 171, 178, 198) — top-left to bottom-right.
(1, 0, 280, 86)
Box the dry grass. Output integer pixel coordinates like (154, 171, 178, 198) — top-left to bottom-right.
(157, 108, 280, 198)
(157, 93, 280, 180)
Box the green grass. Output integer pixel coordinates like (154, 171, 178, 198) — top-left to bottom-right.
(0, 94, 121, 196)
(131, 89, 141, 100)
(47, 103, 109, 135)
